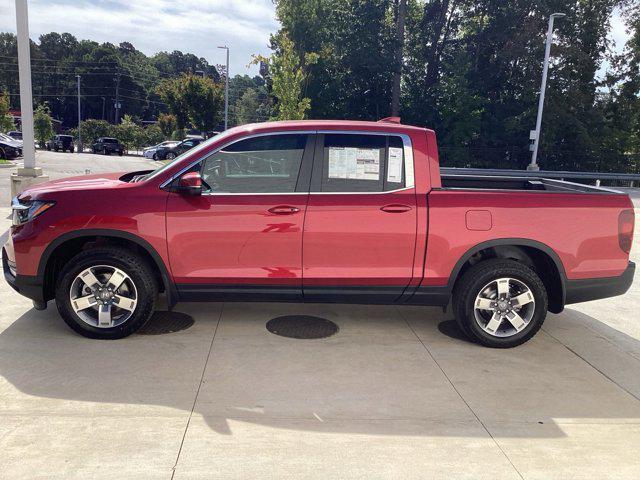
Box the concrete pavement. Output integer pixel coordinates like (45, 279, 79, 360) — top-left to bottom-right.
(0, 154, 639, 479)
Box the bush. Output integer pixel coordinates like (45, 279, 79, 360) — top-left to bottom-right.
(80, 119, 113, 145)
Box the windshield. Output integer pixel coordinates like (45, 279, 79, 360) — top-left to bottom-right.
(0, 133, 14, 142)
(144, 130, 235, 181)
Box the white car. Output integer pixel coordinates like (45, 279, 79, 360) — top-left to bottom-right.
(143, 141, 179, 160)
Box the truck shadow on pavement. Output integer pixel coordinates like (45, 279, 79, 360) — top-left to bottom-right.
(1, 302, 639, 439)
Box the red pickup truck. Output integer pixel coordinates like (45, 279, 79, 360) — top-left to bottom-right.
(3, 119, 636, 347)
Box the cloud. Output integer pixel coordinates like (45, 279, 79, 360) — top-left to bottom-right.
(0, 0, 279, 75)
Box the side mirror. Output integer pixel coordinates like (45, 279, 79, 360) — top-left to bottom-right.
(177, 171, 202, 195)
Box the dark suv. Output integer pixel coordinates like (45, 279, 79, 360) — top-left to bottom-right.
(154, 138, 203, 160)
(92, 137, 124, 156)
(46, 134, 75, 153)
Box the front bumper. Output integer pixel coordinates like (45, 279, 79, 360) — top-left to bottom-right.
(565, 261, 635, 305)
(2, 247, 45, 303)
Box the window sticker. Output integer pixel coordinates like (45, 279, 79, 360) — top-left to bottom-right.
(328, 147, 380, 180)
(387, 147, 404, 183)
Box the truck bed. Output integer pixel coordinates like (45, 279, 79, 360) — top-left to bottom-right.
(440, 172, 623, 195)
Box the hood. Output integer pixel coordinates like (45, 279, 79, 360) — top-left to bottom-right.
(19, 172, 126, 199)
(0, 138, 22, 148)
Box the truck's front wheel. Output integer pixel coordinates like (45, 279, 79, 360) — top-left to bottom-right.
(55, 247, 158, 339)
(452, 259, 548, 348)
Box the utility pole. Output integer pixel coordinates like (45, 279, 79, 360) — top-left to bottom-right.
(529, 12, 566, 171)
(114, 71, 121, 124)
(101, 96, 106, 120)
(218, 45, 229, 130)
(11, 0, 48, 198)
(76, 75, 82, 152)
(390, 0, 406, 117)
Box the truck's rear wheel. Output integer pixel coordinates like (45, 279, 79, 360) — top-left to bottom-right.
(55, 247, 158, 339)
(452, 259, 548, 348)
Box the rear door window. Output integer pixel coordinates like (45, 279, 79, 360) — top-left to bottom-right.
(315, 134, 408, 193)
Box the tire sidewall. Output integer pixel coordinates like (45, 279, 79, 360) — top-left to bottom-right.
(457, 261, 548, 348)
(55, 250, 156, 339)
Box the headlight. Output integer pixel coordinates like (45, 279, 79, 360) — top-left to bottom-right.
(11, 197, 56, 226)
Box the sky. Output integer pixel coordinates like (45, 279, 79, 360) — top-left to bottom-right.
(0, 1, 632, 78)
(0, 0, 280, 76)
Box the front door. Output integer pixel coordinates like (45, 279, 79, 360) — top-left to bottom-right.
(166, 133, 315, 301)
(303, 132, 417, 303)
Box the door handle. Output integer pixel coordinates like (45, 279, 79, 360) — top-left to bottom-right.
(268, 205, 300, 215)
(380, 204, 412, 213)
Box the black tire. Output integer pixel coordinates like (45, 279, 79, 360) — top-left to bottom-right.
(118, 150, 123, 156)
(69, 147, 74, 153)
(54, 147, 59, 152)
(55, 247, 158, 339)
(165, 152, 176, 160)
(103, 147, 109, 155)
(452, 259, 548, 348)
(152, 153, 158, 160)
(0, 147, 5, 160)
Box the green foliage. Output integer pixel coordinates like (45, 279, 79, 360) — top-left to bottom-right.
(157, 74, 224, 132)
(271, 0, 640, 172)
(235, 88, 260, 124)
(0, 90, 14, 132)
(157, 113, 177, 138)
(143, 124, 165, 146)
(79, 119, 113, 144)
(0, 32, 222, 129)
(33, 103, 54, 147)
(114, 114, 145, 151)
(253, 34, 316, 120)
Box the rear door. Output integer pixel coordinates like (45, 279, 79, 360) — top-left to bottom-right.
(302, 132, 417, 303)
(166, 132, 315, 301)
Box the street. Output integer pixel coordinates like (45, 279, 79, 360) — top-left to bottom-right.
(0, 153, 639, 479)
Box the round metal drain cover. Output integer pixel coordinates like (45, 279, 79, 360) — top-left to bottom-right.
(266, 315, 339, 339)
(138, 311, 194, 335)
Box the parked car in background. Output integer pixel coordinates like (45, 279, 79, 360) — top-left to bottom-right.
(143, 141, 179, 160)
(3, 119, 635, 345)
(46, 134, 75, 153)
(92, 137, 124, 156)
(7, 131, 22, 141)
(0, 133, 22, 159)
(154, 137, 203, 160)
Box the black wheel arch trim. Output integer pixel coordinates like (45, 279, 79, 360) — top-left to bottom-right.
(37, 229, 177, 308)
(441, 238, 568, 311)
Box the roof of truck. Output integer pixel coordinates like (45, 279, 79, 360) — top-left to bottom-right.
(233, 119, 433, 135)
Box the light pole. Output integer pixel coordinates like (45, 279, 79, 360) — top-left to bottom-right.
(76, 75, 81, 153)
(218, 45, 229, 130)
(15, 0, 35, 169)
(101, 96, 106, 120)
(529, 12, 566, 171)
(11, 0, 48, 199)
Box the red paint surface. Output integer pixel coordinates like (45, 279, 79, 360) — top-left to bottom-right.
(5, 120, 634, 295)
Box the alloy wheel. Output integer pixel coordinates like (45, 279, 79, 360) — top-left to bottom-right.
(69, 265, 138, 328)
(473, 277, 535, 338)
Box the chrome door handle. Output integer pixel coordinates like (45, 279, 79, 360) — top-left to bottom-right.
(268, 205, 300, 215)
(380, 204, 412, 213)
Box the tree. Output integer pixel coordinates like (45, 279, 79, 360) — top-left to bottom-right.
(235, 88, 261, 124)
(0, 90, 14, 132)
(114, 115, 144, 152)
(143, 124, 164, 146)
(79, 119, 113, 144)
(157, 74, 224, 134)
(253, 34, 317, 120)
(157, 113, 177, 139)
(33, 103, 54, 147)
(182, 74, 224, 133)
